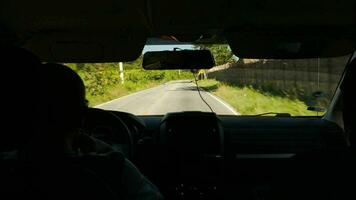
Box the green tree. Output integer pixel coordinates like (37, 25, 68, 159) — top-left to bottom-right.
(124, 54, 143, 69)
(195, 44, 235, 65)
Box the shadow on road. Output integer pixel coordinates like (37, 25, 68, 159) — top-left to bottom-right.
(199, 84, 219, 92)
(167, 84, 219, 92)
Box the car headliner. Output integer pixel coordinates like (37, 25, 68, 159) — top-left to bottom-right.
(0, 0, 355, 62)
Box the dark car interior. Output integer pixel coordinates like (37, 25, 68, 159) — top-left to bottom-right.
(1, 0, 356, 199)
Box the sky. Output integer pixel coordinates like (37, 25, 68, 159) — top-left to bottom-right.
(142, 44, 194, 53)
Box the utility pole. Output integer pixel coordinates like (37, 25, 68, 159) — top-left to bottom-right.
(119, 62, 124, 84)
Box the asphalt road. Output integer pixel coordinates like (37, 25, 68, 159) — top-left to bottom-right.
(96, 80, 239, 115)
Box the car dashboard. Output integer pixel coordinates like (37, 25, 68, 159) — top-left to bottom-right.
(111, 111, 350, 200)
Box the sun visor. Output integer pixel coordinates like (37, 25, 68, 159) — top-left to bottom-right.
(23, 32, 146, 63)
(146, 0, 226, 34)
(226, 30, 356, 59)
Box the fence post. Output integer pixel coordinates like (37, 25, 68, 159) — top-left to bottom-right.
(119, 62, 124, 84)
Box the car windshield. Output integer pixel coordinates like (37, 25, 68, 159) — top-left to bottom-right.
(67, 44, 349, 116)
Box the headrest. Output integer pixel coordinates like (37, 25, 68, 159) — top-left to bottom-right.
(0, 46, 41, 152)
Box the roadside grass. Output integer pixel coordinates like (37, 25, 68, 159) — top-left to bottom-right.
(198, 79, 316, 116)
(67, 61, 317, 115)
(67, 63, 193, 107)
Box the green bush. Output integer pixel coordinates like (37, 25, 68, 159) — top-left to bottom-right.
(67, 62, 194, 105)
(198, 79, 316, 116)
(126, 70, 166, 82)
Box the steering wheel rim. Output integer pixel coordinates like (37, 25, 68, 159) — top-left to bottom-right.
(82, 108, 133, 159)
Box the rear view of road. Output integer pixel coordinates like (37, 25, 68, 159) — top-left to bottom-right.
(96, 80, 239, 115)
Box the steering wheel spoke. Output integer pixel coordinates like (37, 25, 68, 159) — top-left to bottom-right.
(83, 108, 133, 159)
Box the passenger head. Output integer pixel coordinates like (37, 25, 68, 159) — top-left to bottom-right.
(39, 63, 88, 150)
(1, 46, 87, 154)
(41, 63, 86, 129)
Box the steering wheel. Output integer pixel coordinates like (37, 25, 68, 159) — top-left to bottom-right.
(82, 108, 133, 159)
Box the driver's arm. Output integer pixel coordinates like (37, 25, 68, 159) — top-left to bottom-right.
(73, 134, 114, 154)
(73, 135, 163, 200)
(121, 159, 163, 200)
(92, 136, 114, 153)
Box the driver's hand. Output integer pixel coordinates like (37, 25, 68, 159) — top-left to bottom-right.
(92, 137, 114, 153)
(72, 133, 113, 154)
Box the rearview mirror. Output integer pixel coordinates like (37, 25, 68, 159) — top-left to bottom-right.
(142, 50, 215, 70)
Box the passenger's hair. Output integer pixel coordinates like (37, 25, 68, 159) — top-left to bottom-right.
(40, 63, 87, 132)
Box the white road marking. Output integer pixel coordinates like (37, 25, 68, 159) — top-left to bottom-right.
(96, 80, 240, 116)
(95, 84, 164, 108)
(205, 92, 240, 115)
(95, 81, 186, 108)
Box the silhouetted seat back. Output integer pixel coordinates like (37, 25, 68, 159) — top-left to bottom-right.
(0, 159, 117, 200)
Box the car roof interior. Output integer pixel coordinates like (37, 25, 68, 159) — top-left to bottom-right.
(1, 0, 356, 200)
(1, 0, 355, 61)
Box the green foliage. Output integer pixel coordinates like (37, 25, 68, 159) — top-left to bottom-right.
(68, 61, 318, 115)
(126, 70, 165, 82)
(68, 63, 120, 96)
(194, 44, 235, 65)
(67, 59, 193, 106)
(198, 79, 316, 116)
(124, 54, 143, 69)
